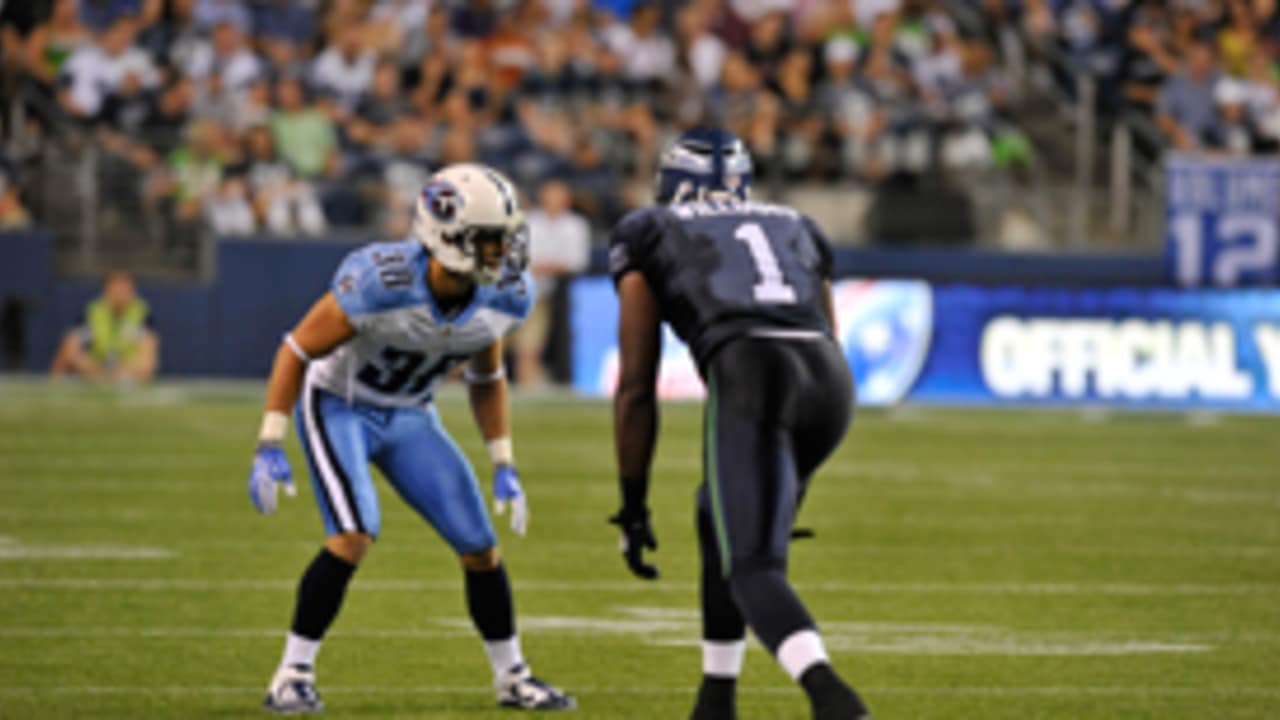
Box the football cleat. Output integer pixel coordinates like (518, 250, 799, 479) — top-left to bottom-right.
(495, 663, 576, 710)
(263, 663, 323, 715)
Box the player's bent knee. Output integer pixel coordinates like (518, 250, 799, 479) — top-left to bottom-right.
(460, 546, 501, 571)
(325, 532, 373, 565)
(728, 555, 786, 580)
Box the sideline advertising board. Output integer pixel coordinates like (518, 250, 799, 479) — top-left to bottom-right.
(570, 278, 1280, 412)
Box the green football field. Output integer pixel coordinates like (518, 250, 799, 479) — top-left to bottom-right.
(1, 381, 1278, 719)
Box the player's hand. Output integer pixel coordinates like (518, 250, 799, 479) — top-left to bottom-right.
(608, 508, 658, 580)
(493, 465, 528, 536)
(248, 443, 295, 515)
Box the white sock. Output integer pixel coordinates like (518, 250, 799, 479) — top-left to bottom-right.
(776, 629, 829, 681)
(483, 636, 524, 676)
(702, 639, 746, 678)
(281, 632, 321, 670)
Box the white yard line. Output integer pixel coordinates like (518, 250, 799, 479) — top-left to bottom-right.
(0, 628, 471, 639)
(0, 578, 1274, 596)
(0, 537, 173, 560)
(0, 685, 1276, 697)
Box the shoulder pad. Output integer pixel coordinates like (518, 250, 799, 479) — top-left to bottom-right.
(332, 241, 425, 318)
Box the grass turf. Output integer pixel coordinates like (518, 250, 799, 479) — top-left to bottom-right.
(0, 381, 1278, 719)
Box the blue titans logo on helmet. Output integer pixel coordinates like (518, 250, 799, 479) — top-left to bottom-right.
(423, 180, 464, 223)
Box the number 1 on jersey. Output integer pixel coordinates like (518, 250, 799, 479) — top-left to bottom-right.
(735, 222, 797, 304)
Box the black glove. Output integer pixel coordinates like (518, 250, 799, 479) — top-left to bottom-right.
(608, 508, 659, 580)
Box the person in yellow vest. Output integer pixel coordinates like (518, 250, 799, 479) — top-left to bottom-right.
(50, 271, 158, 383)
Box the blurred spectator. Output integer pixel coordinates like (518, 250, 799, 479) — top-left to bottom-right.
(229, 78, 274, 134)
(310, 25, 377, 117)
(80, 0, 162, 33)
(348, 60, 411, 150)
(147, 118, 253, 235)
(22, 0, 90, 89)
(512, 179, 591, 386)
(371, 0, 430, 68)
(380, 118, 434, 238)
(605, 4, 677, 85)
(252, 0, 315, 72)
(485, 4, 538, 93)
(193, 0, 250, 33)
(2, 1, 51, 75)
(1120, 5, 1180, 110)
(50, 271, 158, 383)
(95, 64, 165, 202)
(743, 11, 791, 84)
(1206, 77, 1259, 154)
(59, 18, 160, 120)
(821, 37, 889, 178)
(1157, 40, 1221, 150)
(676, 3, 727, 91)
(184, 20, 263, 100)
(270, 76, 340, 180)
(240, 125, 327, 236)
(709, 52, 778, 159)
(774, 48, 824, 178)
(0, 162, 33, 230)
(144, 78, 198, 153)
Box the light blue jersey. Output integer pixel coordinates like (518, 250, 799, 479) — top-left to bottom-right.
(295, 240, 532, 545)
(308, 240, 533, 408)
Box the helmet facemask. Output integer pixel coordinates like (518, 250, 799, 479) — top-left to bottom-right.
(436, 221, 529, 285)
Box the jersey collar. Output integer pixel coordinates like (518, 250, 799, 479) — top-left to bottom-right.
(421, 249, 485, 326)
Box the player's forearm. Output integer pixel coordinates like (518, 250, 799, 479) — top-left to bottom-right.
(469, 377, 516, 468)
(614, 384, 658, 510)
(264, 344, 307, 414)
(468, 377, 511, 442)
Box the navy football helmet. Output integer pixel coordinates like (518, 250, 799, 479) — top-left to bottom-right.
(654, 127, 753, 204)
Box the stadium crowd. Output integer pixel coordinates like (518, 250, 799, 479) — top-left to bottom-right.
(1, 0, 1029, 239)
(972, 0, 1280, 155)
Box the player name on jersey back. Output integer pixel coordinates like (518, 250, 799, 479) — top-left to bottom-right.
(668, 199, 802, 221)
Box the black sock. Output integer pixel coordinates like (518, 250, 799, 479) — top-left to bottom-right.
(801, 664, 869, 717)
(691, 676, 737, 719)
(290, 548, 357, 640)
(727, 564, 814, 653)
(465, 563, 515, 640)
(696, 675, 736, 704)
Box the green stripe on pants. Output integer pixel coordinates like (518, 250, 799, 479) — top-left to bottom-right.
(705, 373, 732, 578)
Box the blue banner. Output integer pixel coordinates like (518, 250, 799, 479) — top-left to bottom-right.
(570, 278, 1280, 412)
(1165, 155, 1280, 287)
(570, 277, 936, 407)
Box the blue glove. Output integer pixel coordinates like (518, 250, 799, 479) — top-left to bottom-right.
(492, 465, 528, 535)
(248, 444, 295, 515)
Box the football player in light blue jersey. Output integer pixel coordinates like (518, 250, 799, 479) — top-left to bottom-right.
(247, 164, 575, 713)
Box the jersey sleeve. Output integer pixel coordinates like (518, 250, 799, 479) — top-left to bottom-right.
(491, 270, 535, 323)
(609, 208, 662, 284)
(801, 215, 835, 279)
(331, 245, 413, 330)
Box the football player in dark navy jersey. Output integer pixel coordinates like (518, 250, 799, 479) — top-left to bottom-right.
(608, 128, 870, 720)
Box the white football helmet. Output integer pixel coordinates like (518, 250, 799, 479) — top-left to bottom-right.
(414, 163, 529, 284)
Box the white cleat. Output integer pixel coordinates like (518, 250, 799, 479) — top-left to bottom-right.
(263, 663, 324, 714)
(495, 663, 576, 710)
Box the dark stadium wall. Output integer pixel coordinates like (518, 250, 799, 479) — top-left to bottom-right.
(0, 233, 363, 376)
(0, 231, 1173, 378)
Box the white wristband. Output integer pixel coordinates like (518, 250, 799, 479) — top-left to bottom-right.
(464, 367, 506, 384)
(259, 411, 290, 444)
(487, 437, 514, 466)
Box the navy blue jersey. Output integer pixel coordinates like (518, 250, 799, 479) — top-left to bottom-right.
(609, 199, 834, 367)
